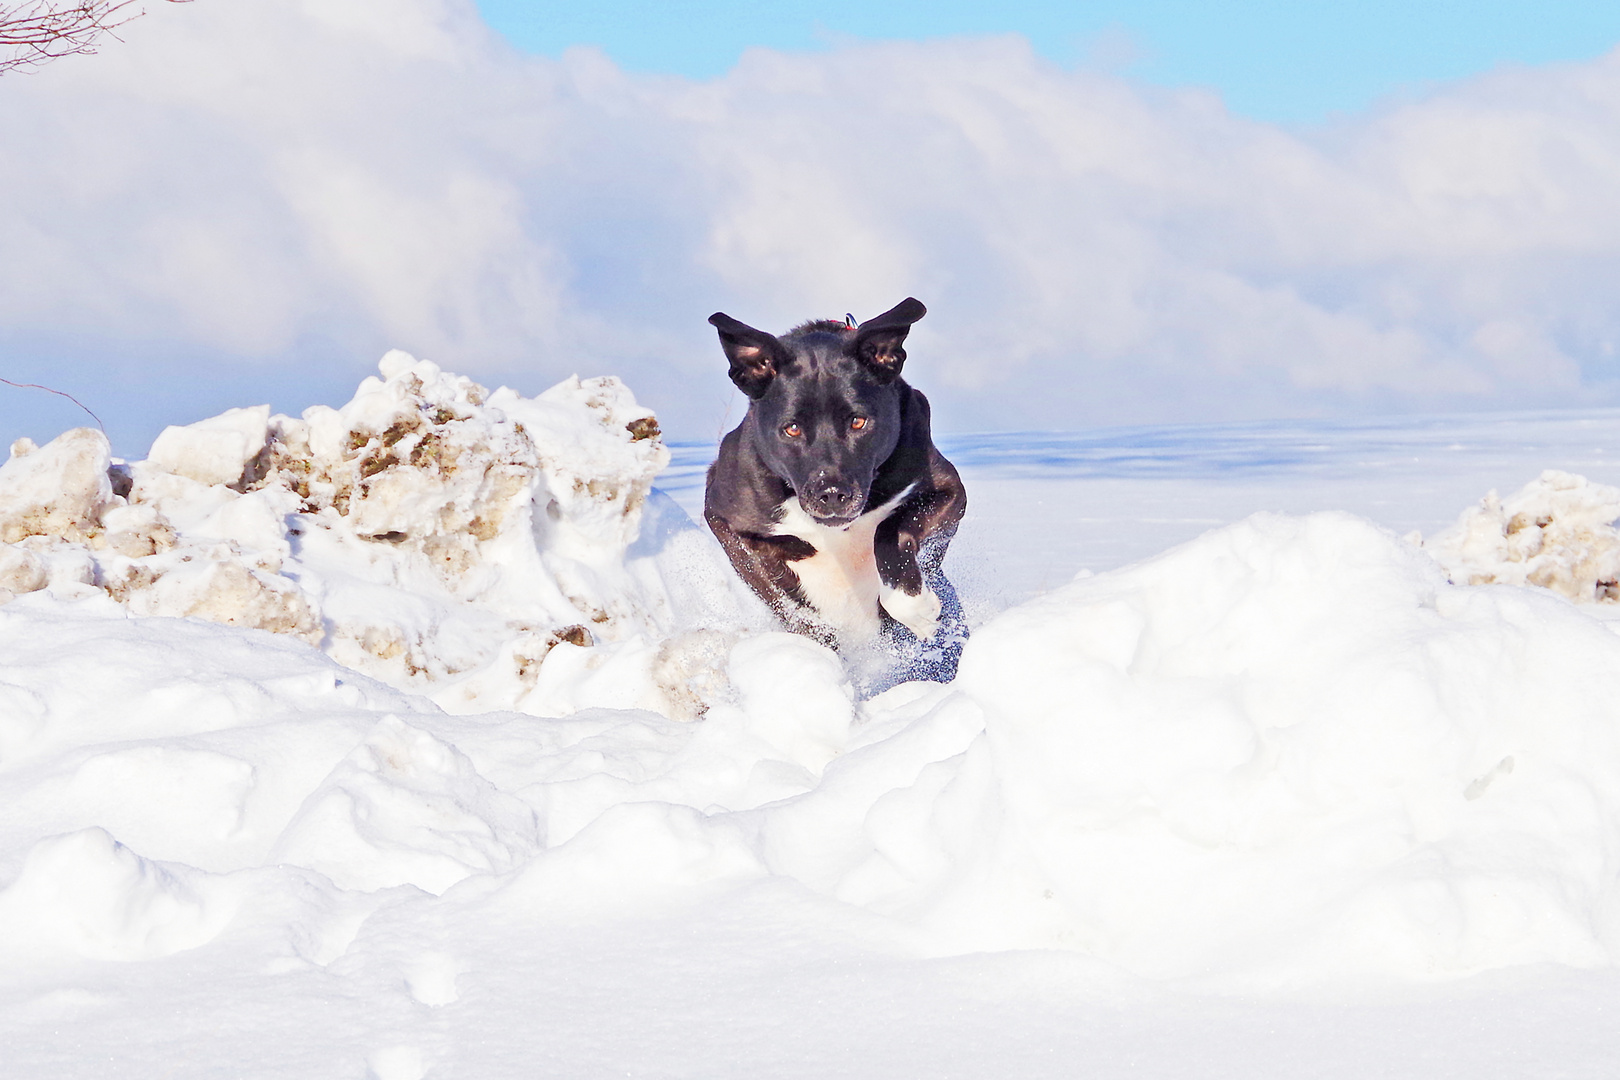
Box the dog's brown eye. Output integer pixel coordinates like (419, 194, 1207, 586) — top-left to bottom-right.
(850, 416, 869, 432)
(782, 422, 802, 438)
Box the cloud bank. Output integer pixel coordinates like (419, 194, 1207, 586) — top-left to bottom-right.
(3, 0, 1620, 451)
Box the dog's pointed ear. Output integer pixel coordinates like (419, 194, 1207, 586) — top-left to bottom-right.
(853, 297, 927, 382)
(709, 312, 786, 399)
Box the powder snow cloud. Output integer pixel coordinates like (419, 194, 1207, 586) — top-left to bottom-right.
(3, 0, 1620, 450)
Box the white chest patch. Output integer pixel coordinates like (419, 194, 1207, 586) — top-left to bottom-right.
(771, 485, 938, 644)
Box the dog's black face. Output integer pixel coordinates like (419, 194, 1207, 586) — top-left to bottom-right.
(709, 299, 926, 526)
(742, 330, 904, 525)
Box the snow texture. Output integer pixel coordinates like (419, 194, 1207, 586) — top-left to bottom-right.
(0, 353, 768, 723)
(1425, 468, 1620, 602)
(6, 369, 1620, 1075)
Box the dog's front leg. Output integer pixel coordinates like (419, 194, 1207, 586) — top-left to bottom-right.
(874, 468, 967, 641)
(705, 512, 836, 647)
(874, 514, 943, 640)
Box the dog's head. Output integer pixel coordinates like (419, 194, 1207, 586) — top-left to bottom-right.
(708, 298, 927, 526)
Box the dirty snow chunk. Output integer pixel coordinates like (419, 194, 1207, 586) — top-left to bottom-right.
(289, 354, 532, 552)
(0, 427, 112, 543)
(0, 350, 728, 719)
(145, 405, 270, 487)
(124, 557, 322, 642)
(491, 374, 669, 564)
(98, 501, 176, 559)
(0, 544, 47, 595)
(253, 354, 680, 707)
(1424, 469, 1620, 602)
(273, 715, 542, 894)
(0, 828, 239, 961)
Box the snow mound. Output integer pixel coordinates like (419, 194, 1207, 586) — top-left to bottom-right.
(8, 378, 1620, 993)
(272, 714, 542, 895)
(727, 512, 1620, 982)
(0, 827, 239, 961)
(7, 505, 1620, 986)
(0, 352, 759, 718)
(1425, 469, 1620, 602)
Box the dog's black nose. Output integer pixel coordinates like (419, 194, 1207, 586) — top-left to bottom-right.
(807, 479, 858, 520)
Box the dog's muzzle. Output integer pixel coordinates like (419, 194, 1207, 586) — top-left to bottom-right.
(801, 476, 862, 525)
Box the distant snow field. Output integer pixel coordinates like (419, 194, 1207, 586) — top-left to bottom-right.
(4, 357, 1620, 1078)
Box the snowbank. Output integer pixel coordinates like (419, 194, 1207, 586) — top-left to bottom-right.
(0, 352, 765, 720)
(779, 512, 1620, 981)
(6, 423, 1620, 991)
(9, 374, 1620, 1009)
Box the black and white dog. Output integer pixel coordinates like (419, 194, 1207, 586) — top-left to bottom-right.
(703, 298, 968, 681)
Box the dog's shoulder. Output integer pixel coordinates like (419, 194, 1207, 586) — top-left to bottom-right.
(869, 381, 946, 488)
(868, 382, 966, 538)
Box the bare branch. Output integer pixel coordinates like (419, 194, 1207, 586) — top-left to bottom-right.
(0, 0, 190, 76)
(0, 376, 104, 431)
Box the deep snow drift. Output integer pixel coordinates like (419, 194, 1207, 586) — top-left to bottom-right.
(5, 362, 1620, 1075)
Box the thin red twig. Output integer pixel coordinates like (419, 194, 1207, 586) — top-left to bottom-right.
(0, 0, 190, 75)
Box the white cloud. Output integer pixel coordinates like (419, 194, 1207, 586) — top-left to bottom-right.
(2, 0, 1620, 450)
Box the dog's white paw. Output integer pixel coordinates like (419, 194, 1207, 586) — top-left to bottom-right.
(880, 582, 941, 641)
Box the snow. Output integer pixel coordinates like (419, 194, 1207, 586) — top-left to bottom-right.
(5, 363, 1620, 1075)
(0, 426, 113, 548)
(145, 405, 271, 487)
(0, 351, 765, 721)
(1425, 469, 1620, 602)
(940, 512, 1620, 978)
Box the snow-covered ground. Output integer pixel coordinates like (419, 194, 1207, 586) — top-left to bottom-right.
(5, 359, 1620, 1078)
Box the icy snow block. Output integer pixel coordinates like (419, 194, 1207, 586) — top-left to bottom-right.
(146, 404, 271, 487)
(490, 373, 669, 559)
(1426, 469, 1620, 602)
(0, 427, 112, 543)
(0, 543, 47, 594)
(131, 558, 323, 643)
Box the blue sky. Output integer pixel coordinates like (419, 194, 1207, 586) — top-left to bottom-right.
(475, 0, 1620, 122)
